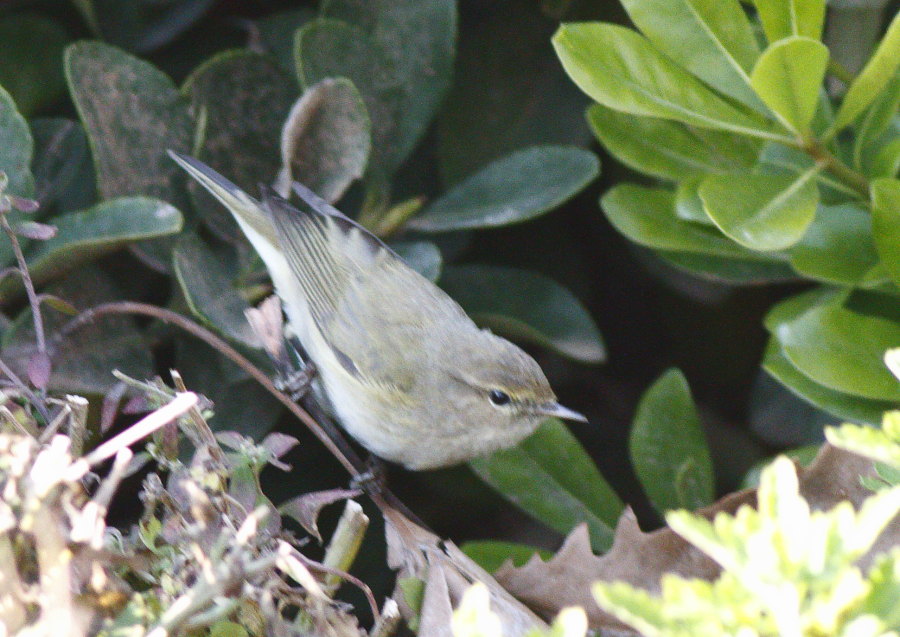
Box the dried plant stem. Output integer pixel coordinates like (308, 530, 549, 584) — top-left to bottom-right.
(0, 354, 51, 424)
(0, 214, 46, 354)
(322, 500, 369, 593)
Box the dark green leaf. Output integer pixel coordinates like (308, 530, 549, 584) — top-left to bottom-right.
(789, 203, 882, 285)
(872, 178, 900, 288)
(460, 541, 551, 573)
(620, 0, 762, 111)
(410, 146, 598, 232)
(552, 22, 779, 140)
(173, 235, 258, 347)
(853, 74, 899, 173)
(322, 0, 456, 175)
(440, 265, 605, 364)
(752, 0, 825, 42)
(0, 84, 34, 198)
(183, 50, 296, 239)
(588, 105, 758, 181)
(64, 41, 193, 208)
(29, 118, 95, 214)
(763, 339, 890, 425)
(436, 1, 591, 185)
(750, 37, 829, 137)
(0, 197, 182, 302)
(0, 15, 68, 116)
(390, 240, 442, 282)
(630, 368, 714, 512)
(1, 266, 152, 394)
(775, 302, 900, 401)
(276, 78, 370, 203)
(469, 418, 623, 552)
(832, 13, 900, 133)
(255, 9, 315, 74)
(657, 250, 797, 285)
(749, 372, 833, 446)
(699, 170, 819, 251)
(296, 19, 403, 179)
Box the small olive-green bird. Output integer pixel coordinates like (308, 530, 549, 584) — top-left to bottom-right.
(169, 151, 587, 470)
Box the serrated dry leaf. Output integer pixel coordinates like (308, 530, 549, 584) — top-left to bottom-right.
(280, 489, 362, 542)
(494, 444, 898, 631)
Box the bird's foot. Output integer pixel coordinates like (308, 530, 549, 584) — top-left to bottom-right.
(274, 361, 317, 402)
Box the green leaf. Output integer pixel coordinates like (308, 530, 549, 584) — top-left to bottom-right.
(853, 74, 899, 173)
(296, 19, 402, 179)
(409, 146, 598, 232)
(173, 235, 257, 347)
(0, 15, 68, 116)
(774, 302, 900, 401)
(658, 250, 797, 285)
(460, 541, 551, 573)
(587, 105, 756, 181)
(752, 0, 825, 42)
(699, 169, 819, 251)
(322, 0, 456, 176)
(0, 197, 183, 302)
(872, 178, 900, 288)
(789, 203, 881, 285)
(183, 50, 295, 238)
(64, 41, 193, 208)
(439, 265, 605, 364)
(1, 266, 153, 395)
(276, 77, 370, 203)
(469, 419, 624, 552)
(630, 368, 714, 512)
(30, 118, 95, 214)
(674, 177, 714, 225)
(256, 9, 315, 74)
(757, 141, 859, 200)
(832, 13, 900, 133)
(749, 37, 829, 137)
(390, 240, 442, 282)
(436, 2, 590, 185)
(601, 184, 776, 259)
(0, 84, 34, 198)
(552, 23, 780, 141)
(620, 0, 762, 111)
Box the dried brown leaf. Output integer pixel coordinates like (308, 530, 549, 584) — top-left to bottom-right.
(27, 351, 51, 389)
(280, 489, 362, 542)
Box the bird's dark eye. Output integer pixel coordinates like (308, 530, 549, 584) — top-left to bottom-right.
(489, 389, 511, 406)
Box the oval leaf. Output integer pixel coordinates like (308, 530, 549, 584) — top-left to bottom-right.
(30, 118, 94, 213)
(0, 84, 34, 198)
(439, 265, 605, 364)
(872, 178, 900, 288)
(750, 37, 829, 136)
(27, 351, 52, 389)
(630, 368, 714, 512)
(15, 221, 57, 241)
(469, 419, 624, 552)
(752, 0, 825, 43)
(0, 15, 68, 116)
(390, 240, 442, 282)
(699, 169, 819, 251)
(552, 22, 778, 139)
(658, 250, 797, 285)
(410, 146, 599, 232)
(276, 77, 371, 203)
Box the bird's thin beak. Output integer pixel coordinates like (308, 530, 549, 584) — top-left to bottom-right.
(538, 402, 588, 423)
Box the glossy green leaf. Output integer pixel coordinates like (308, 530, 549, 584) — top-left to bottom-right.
(0, 266, 152, 394)
(437, 2, 590, 185)
(870, 136, 900, 180)
(0, 15, 68, 116)
(750, 37, 829, 137)
(587, 105, 755, 181)
(460, 541, 551, 573)
(410, 146, 598, 232)
(296, 19, 402, 179)
(0, 84, 34, 198)
(789, 203, 881, 285)
(674, 177, 714, 224)
(64, 41, 193, 208)
(183, 50, 295, 239)
(757, 141, 859, 200)
(699, 169, 819, 251)
(552, 23, 779, 140)
(752, 0, 825, 42)
(30, 118, 94, 214)
(276, 78, 370, 203)
(620, 0, 762, 111)
(469, 418, 623, 552)
(763, 339, 890, 426)
(73, 0, 214, 53)
(602, 184, 776, 259)
(872, 178, 900, 288)
(322, 0, 456, 175)
(0, 197, 183, 302)
(440, 264, 604, 363)
(173, 236, 257, 347)
(390, 240, 442, 282)
(832, 12, 900, 133)
(749, 372, 835, 446)
(763, 285, 841, 333)
(775, 303, 900, 401)
(630, 368, 714, 512)
(853, 74, 899, 172)
(658, 250, 797, 285)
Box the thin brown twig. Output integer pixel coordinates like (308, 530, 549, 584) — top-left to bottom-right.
(0, 354, 52, 425)
(0, 214, 46, 354)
